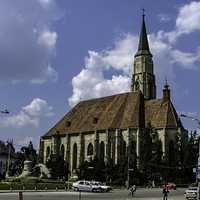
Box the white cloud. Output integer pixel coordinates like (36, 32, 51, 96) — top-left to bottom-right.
(1, 111, 39, 128)
(176, 1, 200, 35)
(161, 1, 200, 43)
(0, 0, 62, 84)
(0, 98, 54, 128)
(68, 34, 135, 107)
(38, 30, 57, 50)
(23, 98, 53, 117)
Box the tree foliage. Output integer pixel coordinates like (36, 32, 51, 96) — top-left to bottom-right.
(46, 154, 68, 179)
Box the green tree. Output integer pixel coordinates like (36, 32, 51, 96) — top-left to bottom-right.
(46, 154, 68, 179)
(20, 141, 37, 166)
(78, 157, 106, 182)
(181, 131, 198, 183)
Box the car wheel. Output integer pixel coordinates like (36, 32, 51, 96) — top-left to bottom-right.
(92, 188, 96, 192)
(74, 187, 79, 191)
(100, 188, 104, 193)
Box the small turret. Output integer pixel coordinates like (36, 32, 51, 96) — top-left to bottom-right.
(163, 79, 170, 101)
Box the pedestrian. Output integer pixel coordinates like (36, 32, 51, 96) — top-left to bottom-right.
(152, 180, 155, 188)
(162, 187, 169, 200)
(129, 184, 136, 197)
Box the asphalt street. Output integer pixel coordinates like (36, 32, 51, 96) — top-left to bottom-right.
(0, 188, 186, 200)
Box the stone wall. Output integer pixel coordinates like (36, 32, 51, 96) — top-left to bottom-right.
(41, 126, 181, 176)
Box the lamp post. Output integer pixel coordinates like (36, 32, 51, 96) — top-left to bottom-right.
(0, 109, 10, 178)
(180, 114, 200, 200)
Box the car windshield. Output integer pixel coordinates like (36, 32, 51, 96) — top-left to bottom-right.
(91, 182, 103, 185)
(188, 187, 197, 191)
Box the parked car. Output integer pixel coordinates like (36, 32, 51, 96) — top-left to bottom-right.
(161, 182, 176, 190)
(90, 181, 112, 192)
(184, 187, 198, 199)
(72, 180, 103, 192)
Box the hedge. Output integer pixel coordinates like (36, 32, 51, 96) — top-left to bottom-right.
(0, 182, 72, 191)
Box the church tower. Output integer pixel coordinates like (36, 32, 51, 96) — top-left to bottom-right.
(131, 14, 156, 99)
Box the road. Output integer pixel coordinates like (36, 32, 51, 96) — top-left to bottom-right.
(0, 188, 186, 200)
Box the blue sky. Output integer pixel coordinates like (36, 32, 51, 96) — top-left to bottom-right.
(0, 0, 200, 149)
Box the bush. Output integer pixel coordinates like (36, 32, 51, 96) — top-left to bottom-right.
(0, 182, 68, 190)
(0, 183, 10, 190)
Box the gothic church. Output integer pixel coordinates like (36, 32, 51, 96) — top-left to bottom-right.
(40, 15, 186, 177)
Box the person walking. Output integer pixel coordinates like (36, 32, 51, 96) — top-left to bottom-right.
(129, 184, 136, 197)
(162, 187, 169, 200)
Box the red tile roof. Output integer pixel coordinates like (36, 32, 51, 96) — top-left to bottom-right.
(42, 92, 181, 138)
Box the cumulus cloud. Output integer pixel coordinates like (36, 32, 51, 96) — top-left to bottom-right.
(68, 1, 200, 107)
(1, 111, 39, 128)
(176, 1, 200, 35)
(68, 34, 136, 107)
(0, 98, 53, 128)
(23, 98, 53, 117)
(162, 1, 200, 43)
(0, 0, 61, 84)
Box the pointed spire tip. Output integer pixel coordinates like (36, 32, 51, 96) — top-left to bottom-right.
(135, 9, 152, 57)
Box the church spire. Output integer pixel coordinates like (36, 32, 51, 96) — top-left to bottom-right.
(131, 12, 156, 99)
(135, 11, 152, 57)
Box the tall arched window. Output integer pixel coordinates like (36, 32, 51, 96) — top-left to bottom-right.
(135, 81, 140, 91)
(46, 146, 50, 159)
(130, 141, 136, 155)
(87, 143, 93, 156)
(121, 140, 127, 156)
(100, 141, 105, 161)
(60, 144, 65, 159)
(168, 140, 175, 166)
(72, 143, 77, 170)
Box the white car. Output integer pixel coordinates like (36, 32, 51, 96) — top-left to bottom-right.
(184, 187, 198, 199)
(72, 180, 103, 192)
(90, 181, 112, 192)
